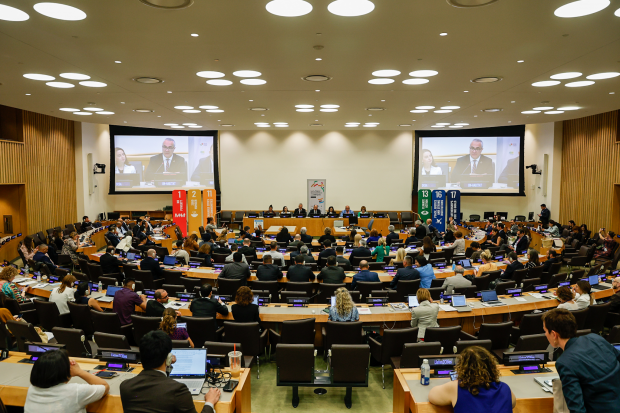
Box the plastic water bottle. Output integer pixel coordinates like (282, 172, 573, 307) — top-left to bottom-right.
(36, 272, 41, 282)
(98, 281, 103, 291)
(420, 359, 430, 385)
(440, 293, 444, 305)
(24, 264, 29, 275)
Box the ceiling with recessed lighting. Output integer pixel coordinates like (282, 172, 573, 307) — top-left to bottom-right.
(0, 0, 619, 130)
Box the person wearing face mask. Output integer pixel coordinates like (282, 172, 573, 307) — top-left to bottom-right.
(146, 289, 181, 318)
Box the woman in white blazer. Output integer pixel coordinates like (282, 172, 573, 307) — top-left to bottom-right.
(420, 149, 443, 175)
(411, 288, 439, 339)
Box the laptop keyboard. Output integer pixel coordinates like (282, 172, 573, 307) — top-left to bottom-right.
(174, 379, 205, 393)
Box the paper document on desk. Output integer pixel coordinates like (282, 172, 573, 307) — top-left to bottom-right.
(514, 297, 527, 302)
(18, 280, 38, 286)
(357, 308, 372, 315)
(439, 305, 457, 312)
(530, 293, 544, 299)
(33, 283, 50, 289)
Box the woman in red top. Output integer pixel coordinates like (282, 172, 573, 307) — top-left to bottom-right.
(159, 308, 194, 347)
(595, 230, 617, 259)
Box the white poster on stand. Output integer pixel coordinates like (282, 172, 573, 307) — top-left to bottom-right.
(307, 179, 326, 214)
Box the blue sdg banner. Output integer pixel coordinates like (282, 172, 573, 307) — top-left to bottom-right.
(447, 190, 461, 225)
(431, 190, 446, 232)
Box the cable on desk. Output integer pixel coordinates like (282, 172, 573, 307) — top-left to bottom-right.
(202, 368, 232, 392)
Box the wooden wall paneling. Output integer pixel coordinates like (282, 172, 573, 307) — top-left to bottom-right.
(0, 141, 26, 184)
(560, 110, 620, 232)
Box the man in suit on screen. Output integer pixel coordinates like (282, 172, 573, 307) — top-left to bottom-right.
(450, 138, 495, 183)
(144, 138, 187, 182)
(190, 143, 214, 182)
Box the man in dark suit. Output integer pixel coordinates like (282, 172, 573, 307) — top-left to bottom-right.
(414, 222, 426, 239)
(238, 239, 256, 257)
(349, 240, 372, 262)
(120, 330, 219, 413)
(503, 229, 529, 253)
(81, 216, 93, 232)
(497, 223, 508, 244)
(287, 255, 315, 282)
(352, 260, 380, 289)
(318, 240, 336, 260)
(390, 256, 420, 289)
(190, 144, 214, 182)
(219, 253, 251, 285)
(33, 244, 57, 272)
(539, 204, 551, 228)
(189, 285, 229, 333)
(146, 290, 180, 317)
(298, 246, 315, 264)
(106, 225, 120, 247)
(299, 228, 313, 244)
(144, 137, 188, 183)
(100, 246, 124, 278)
(212, 240, 231, 255)
(501, 252, 524, 280)
(335, 246, 352, 271)
(317, 255, 345, 284)
(256, 255, 283, 281)
(293, 203, 307, 217)
(541, 250, 560, 272)
(308, 205, 322, 217)
(139, 249, 164, 280)
(450, 138, 495, 183)
(386, 225, 400, 245)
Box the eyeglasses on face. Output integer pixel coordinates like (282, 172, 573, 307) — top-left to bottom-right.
(162, 145, 175, 150)
(469, 146, 482, 151)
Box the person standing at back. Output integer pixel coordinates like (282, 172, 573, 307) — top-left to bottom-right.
(538, 204, 550, 228)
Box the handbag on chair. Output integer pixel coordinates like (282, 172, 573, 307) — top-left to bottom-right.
(552, 378, 569, 413)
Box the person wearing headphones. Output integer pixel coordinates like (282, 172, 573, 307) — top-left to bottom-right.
(120, 330, 220, 413)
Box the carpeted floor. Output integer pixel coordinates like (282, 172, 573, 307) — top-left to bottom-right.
(250, 355, 393, 413)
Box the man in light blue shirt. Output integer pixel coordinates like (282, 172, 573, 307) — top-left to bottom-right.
(339, 205, 354, 217)
(544, 221, 560, 238)
(415, 256, 435, 289)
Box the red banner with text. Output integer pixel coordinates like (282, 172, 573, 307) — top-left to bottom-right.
(172, 190, 187, 237)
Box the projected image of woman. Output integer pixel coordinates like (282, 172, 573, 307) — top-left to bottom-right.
(420, 149, 442, 175)
(114, 147, 136, 174)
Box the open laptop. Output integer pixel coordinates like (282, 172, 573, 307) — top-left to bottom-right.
(480, 290, 504, 306)
(96, 285, 123, 302)
(407, 295, 419, 308)
(163, 255, 177, 268)
(456, 259, 473, 269)
(170, 348, 207, 395)
(125, 252, 137, 262)
(451, 295, 471, 312)
(589, 274, 609, 290)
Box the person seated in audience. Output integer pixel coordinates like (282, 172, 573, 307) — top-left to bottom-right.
(390, 256, 419, 289)
(541, 249, 560, 272)
(25, 348, 109, 412)
(199, 231, 213, 248)
(543, 220, 560, 238)
(339, 205, 354, 217)
(443, 231, 465, 255)
(371, 238, 389, 264)
(159, 308, 194, 347)
(33, 244, 57, 272)
(555, 286, 579, 310)
(414, 220, 427, 239)
(100, 246, 124, 278)
(226, 244, 248, 264)
(264, 205, 276, 217)
(335, 246, 352, 270)
(442, 266, 472, 294)
(476, 250, 498, 275)
(352, 260, 379, 289)
(501, 229, 528, 253)
(318, 227, 336, 244)
(570, 226, 583, 243)
(113, 278, 147, 326)
(205, 216, 216, 233)
(428, 345, 516, 411)
(146, 289, 179, 317)
(197, 243, 214, 267)
(290, 234, 303, 248)
(212, 239, 231, 256)
(484, 220, 494, 235)
(120, 330, 219, 413)
(50, 229, 64, 252)
(496, 223, 508, 243)
(74, 282, 103, 312)
(216, 228, 229, 242)
(410, 288, 439, 340)
(328, 287, 359, 322)
(0, 266, 27, 303)
(231, 286, 261, 325)
(308, 205, 322, 217)
(343, 229, 358, 243)
(256, 255, 283, 281)
(263, 241, 285, 266)
(49, 274, 77, 315)
(319, 240, 336, 259)
(80, 215, 94, 233)
(508, 220, 519, 236)
(350, 239, 372, 263)
(352, 233, 362, 247)
(404, 227, 418, 245)
(501, 252, 523, 280)
(298, 245, 315, 264)
(238, 238, 256, 258)
(140, 249, 165, 280)
(281, 206, 290, 215)
(105, 225, 120, 247)
(299, 227, 313, 244)
(318, 255, 346, 284)
(21, 235, 37, 263)
(116, 219, 128, 236)
(573, 280, 592, 309)
(137, 232, 156, 247)
(389, 247, 406, 266)
(524, 249, 539, 269)
(326, 206, 337, 216)
(595, 229, 616, 259)
(190, 284, 229, 327)
(469, 242, 482, 262)
(366, 229, 381, 244)
(416, 256, 435, 288)
(170, 240, 190, 265)
(219, 253, 251, 286)
(542, 308, 620, 412)
(249, 228, 263, 242)
(424, 219, 437, 236)
(607, 277, 620, 313)
(293, 203, 307, 217)
(183, 233, 200, 253)
(287, 255, 316, 282)
(132, 219, 143, 237)
(485, 228, 503, 248)
(276, 226, 293, 244)
(385, 225, 400, 245)
(580, 224, 591, 240)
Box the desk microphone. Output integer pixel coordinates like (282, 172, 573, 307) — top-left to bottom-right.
(154, 162, 165, 174)
(459, 162, 472, 177)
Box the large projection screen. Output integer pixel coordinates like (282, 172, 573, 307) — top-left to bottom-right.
(109, 125, 219, 194)
(414, 125, 525, 196)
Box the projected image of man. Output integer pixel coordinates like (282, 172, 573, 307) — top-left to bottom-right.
(190, 144, 214, 182)
(144, 138, 187, 182)
(498, 153, 519, 185)
(451, 138, 495, 183)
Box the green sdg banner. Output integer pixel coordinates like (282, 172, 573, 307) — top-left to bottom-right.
(417, 189, 432, 223)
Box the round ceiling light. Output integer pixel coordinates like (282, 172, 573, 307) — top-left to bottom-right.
(416, 106, 435, 109)
(368, 78, 394, 84)
(46, 81, 74, 88)
(436, 123, 451, 126)
(303, 75, 332, 82)
(183, 109, 201, 113)
(481, 108, 503, 112)
(441, 106, 461, 110)
(366, 122, 379, 125)
(554, 0, 610, 18)
(163, 123, 178, 126)
(133, 77, 164, 84)
(586, 72, 620, 80)
(345, 124, 358, 127)
(240, 79, 266, 85)
(171, 125, 185, 128)
(97, 111, 115, 115)
(60, 73, 90, 80)
(196, 71, 225, 78)
(295, 105, 314, 108)
(275, 124, 289, 127)
(328, 0, 375, 16)
(310, 124, 323, 127)
(0, 5, 29, 21)
(134, 109, 154, 113)
(83, 107, 103, 111)
(23, 73, 55, 81)
(557, 106, 580, 110)
(532, 80, 560, 87)
(321, 104, 340, 109)
(296, 109, 314, 112)
(410, 110, 428, 113)
(616, 7, 620, 16)
(363, 124, 377, 127)
(206, 79, 233, 86)
(550, 72, 582, 79)
(533, 106, 554, 110)
(409, 70, 438, 77)
(174, 106, 194, 110)
(266, 0, 312, 17)
(346, 122, 360, 125)
(34, 3, 86, 20)
(250, 107, 269, 111)
(471, 76, 502, 83)
(402, 78, 429, 85)
(199, 105, 219, 110)
(233, 70, 261, 77)
(139, 0, 194, 9)
(183, 123, 197, 126)
(79, 81, 107, 87)
(521, 110, 541, 114)
(372, 69, 400, 77)
(59, 108, 79, 112)
(565, 80, 595, 87)
(447, 0, 498, 7)
(187, 125, 202, 128)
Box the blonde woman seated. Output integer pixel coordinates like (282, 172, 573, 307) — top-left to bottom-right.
(390, 248, 407, 266)
(476, 250, 497, 274)
(410, 288, 439, 340)
(328, 287, 359, 322)
(353, 233, 362, 247)
(371, 238, 390, 263)
(429, 346, 515, 412)
(216, 228, 229, 242)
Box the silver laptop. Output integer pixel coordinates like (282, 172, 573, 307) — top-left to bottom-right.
(96, 285, 123, 302)
(451, 295, 471, 312)
(170, 348, 207, 395)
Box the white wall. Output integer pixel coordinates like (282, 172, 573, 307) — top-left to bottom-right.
(219, 130, 414, 211)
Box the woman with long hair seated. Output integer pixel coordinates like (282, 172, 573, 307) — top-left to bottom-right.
(328, 287, 359, 322)
(477, 250, 498, 274)
(197, 243, 213, 267)
(390, 247, 407, 266)
(74, 282, 103, 312)
(231, 286, 261, 326)
(429, 346, 516, 412)
(159, 308, 194, 347)
(183, 233, 200, 252)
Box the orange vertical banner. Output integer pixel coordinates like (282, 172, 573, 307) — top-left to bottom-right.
(187, 189, 202, 236)
(203, 189, 216, 228)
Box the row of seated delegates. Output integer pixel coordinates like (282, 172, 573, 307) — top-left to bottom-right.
(0, 266, 27, 303)
(389, 256, 435, 290)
